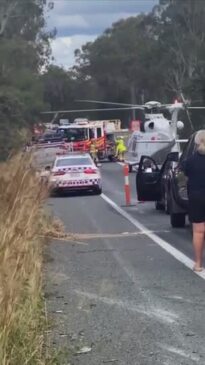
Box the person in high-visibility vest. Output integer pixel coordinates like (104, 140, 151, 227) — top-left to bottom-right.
(115, 137, 127, 162)
(90, 140, 98, 164)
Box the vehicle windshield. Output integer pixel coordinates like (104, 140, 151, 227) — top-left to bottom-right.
(59, 128, 88, 142)
(106, 133, 115, 142)
(56, 157, 92, 167)
(39, 133, 63, 142)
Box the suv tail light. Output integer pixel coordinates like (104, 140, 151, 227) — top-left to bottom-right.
(84, 168, 97, 174)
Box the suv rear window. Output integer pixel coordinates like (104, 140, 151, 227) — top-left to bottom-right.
(56, 157, 92, 167)
(180, 134, 196, 162)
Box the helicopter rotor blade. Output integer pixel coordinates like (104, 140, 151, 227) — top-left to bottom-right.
(188, 107, 205, 109)
(76, 99, 183, 109)
(41, 106, 144, 115)
(42, 99, 203, 115)
(76, 99, 140, 107)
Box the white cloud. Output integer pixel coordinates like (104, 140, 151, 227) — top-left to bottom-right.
(46, 0, 158, 67)
(49, 0, 156, 16)
(47, 10, 137, 33)
(46, 0, 157, 35)
(50, 34, 98, 69)
(52, 12, 136, 32)
(51, 14, 89, 29)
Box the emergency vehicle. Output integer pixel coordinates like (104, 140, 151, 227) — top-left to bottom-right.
(57, 119, 121, 161)
(126, 102, 186, 171)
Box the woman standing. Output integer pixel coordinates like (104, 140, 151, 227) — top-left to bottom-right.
(183, 130, 205, 271)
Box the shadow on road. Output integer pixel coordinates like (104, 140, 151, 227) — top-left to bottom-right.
(51, 190, 100, 198)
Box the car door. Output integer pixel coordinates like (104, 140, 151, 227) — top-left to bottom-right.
(173, 134, 195, 208)
(136, 156, 162, 201)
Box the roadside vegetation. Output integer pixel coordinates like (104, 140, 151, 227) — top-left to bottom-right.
(0, 154, 53, 365)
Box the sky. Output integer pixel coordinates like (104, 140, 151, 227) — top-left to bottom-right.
(47, 0, 158, 69)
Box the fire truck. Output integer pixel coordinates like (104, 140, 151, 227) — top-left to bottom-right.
(57, 119, 121, 161)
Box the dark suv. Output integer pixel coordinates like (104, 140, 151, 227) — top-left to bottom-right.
(136, 133, 196, 228)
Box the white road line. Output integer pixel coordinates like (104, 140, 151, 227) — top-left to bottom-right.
(101, 193, 205, 280)
(158, 343, 200, 362)
(117, 161, 125, 166)
(74, 289, 178, 324)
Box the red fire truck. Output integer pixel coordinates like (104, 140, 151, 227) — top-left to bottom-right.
(57, 119, 121, 161)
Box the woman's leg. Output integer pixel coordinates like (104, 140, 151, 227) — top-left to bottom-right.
(192, 222, 205, 270)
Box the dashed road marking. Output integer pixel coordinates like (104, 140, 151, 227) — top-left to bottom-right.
(101, 193, 205, 280)
(158, 343, 200, 362)
(74, 289, 178, 324)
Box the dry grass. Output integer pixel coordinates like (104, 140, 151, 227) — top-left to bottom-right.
(0, 153, 55, 365)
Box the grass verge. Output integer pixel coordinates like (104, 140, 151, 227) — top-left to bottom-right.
(0, 154, 56, 365)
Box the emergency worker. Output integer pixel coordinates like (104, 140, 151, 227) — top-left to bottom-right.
(90, 140, 98, 164)
(115, 137, 127, 162)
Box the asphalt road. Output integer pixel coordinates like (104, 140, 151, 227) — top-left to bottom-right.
(45, 162, 205, 365)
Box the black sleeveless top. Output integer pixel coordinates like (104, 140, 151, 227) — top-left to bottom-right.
(183, 152, 205, 191)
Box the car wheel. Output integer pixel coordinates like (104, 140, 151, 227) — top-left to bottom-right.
(129, 164, 132, 173)
(108, 155, 114, 162)
(155, 201, 164, 211)
(93, 187, 102, 195)
(170, 212, 186, 228)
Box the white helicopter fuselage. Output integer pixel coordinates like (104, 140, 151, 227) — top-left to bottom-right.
(126, 104, 185, 167)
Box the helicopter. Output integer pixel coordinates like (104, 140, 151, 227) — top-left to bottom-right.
(41, 96, 205, 170)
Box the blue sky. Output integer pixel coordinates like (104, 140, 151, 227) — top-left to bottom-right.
(47, 0, 158, 68)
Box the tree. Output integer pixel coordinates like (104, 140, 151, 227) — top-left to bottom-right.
(0, 0, 54, 158)
(154, 0, 205, 99)
(0, 0, 18, 36)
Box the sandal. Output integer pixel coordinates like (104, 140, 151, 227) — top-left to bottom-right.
(193, 265, 203, 272)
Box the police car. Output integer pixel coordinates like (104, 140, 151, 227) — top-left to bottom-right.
(49, 153, 102, 195)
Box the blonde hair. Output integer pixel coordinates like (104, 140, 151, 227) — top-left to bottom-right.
(195, 130, 205, 155)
